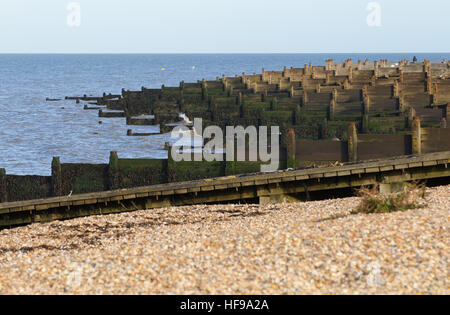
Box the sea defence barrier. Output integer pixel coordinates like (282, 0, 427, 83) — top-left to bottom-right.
(1, 151, 449, 228)
(3, 58, 450, 204)
(75, 59, 450, 140)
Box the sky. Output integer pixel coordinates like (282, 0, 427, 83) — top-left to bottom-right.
(0, 0, 449, 53)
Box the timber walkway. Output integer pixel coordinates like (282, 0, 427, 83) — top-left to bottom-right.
(1, 151, 449, 228)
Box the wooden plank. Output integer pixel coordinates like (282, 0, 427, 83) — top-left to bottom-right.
(408, 162, 423, 168)
(213, 185, 228, 190)
(281, 176, 296, 182)
(35, 204, 49, 210)
(84, 199, 98, 205)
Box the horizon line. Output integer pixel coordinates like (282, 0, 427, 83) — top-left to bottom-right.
(1, 52, 450, 55)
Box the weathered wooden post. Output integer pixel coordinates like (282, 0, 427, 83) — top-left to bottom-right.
(332, 88, 338, 103)
(316, 83, 321, 93)
(407, 107, 416, 129)
(347, 123, 358, 162)
(302, 90, 308, 106)
(290, 85, 295, 98)
(285, 129, 296, 169)
(328, 99, 336, 121)
(319, 118, 328, 139)
(178, 97, 184, 112)
(276, 78, 282, 91)
(311, 67, 317, 79)
(201, 85, 208, 101)
(361, 114, 369, 134)
(432, 83, 439, 105)
(399, 69, 404, 83)
(108, 151, 120, 190)
(357, 60, 363, 70)
(325, 72, 331, 84)
(293, 104, 302, 125)
(344, 78, 350, 90)
(227, 86, 233, 97)
(399, 92, 406, 113)
(0, 168, 7, 203)
(440, 118, 447, 129)
(363, 95, 370, 114)
(424, 60, 431, 74)
(237, 92, 243, 106)
(371, 74, 376, 87)
(239, 93, 245, 118)
(361, 85, 367, 103)
(304, 64, 309, 76)
(270, 97, 277, 111)
(51, 157, 62, 197)
(411, 117, 422, 155)
(426, 76, 432, 94)
(393, 80, 399, 97)
(261, 90, 267, 102)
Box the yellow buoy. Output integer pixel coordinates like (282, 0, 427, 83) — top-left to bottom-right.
(161, 68, 165, 71)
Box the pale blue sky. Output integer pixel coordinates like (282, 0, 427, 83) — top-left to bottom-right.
(0, 0, 448, 53)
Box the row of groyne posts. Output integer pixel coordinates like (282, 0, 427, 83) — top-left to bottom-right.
(68, 94, 179, 134)
(73, 59, 450, 141)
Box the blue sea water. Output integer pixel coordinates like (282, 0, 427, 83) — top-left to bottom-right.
(1, 53, 450, 175)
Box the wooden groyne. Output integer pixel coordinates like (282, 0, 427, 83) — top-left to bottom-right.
(73, 59, 450, 139)
(4, 58, 450, 205)
(1, 151, 449, 228)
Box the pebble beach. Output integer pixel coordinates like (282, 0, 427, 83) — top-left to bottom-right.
(0, 185, 448, 295)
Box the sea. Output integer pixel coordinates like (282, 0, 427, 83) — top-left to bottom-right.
(1, 53, 450, 175)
